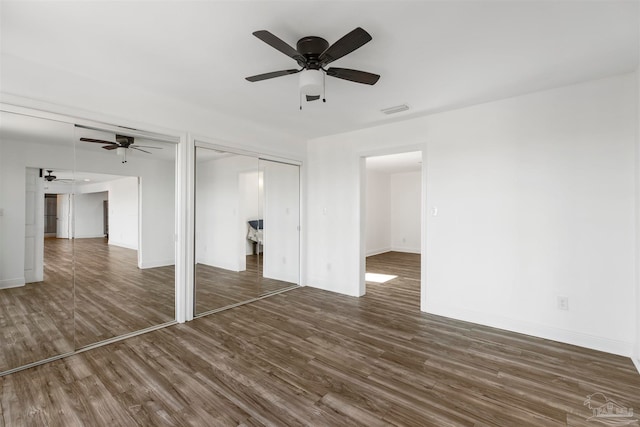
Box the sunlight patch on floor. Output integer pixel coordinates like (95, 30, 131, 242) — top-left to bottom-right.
(365, 273, 398, 283)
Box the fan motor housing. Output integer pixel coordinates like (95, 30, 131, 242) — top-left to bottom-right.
(296, 36, 329, 69)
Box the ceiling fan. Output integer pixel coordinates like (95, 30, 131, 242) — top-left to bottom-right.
(79, 134, 161, 163)
(42, 170, 73, 183)
(245, 27, 380, 104)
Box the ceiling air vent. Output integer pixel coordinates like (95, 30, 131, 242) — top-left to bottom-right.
(381, 104, 409, 115)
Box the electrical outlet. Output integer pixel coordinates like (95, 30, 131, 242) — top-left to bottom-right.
(557, 296, 569, 311)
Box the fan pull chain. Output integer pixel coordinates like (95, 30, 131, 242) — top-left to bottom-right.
(323, 72, 326, 103)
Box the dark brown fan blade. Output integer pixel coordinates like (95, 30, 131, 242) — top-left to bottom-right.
(253, 31, 306, 66)
(306, 95, 321, 102)
(80, 137, 116, 145)
(102, 145, 118, 150)
(130, 147, 152, 154)
(326, 67, 380, 85)
(246, 69, 301, 82)
(319, 27, 372, 67)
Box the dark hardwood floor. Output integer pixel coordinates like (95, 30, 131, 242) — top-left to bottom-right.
(0, 237, 175, 373)
(195, 254, 297, 314)
(2, 251, 639, 426)
(0, 238, 74, 372)
(73, 238, 175, 348)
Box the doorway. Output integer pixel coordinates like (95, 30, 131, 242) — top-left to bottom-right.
(362, 151, 423, 307)
(44, 194, 57, 237)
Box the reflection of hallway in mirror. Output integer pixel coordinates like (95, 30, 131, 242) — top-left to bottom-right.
(195, 253, 294, 314)
(73, 238, 175, 348)
(365, 252, 421, 310)
(0, 237, 74, 372)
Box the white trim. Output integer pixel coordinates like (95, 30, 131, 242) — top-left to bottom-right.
(108, 240, 137, 250)
(178, 133, 194, 323)
(366, 248, 392, 257)
(139, 259, 175, 269)
(0, 278, 25, 289)
(425, 302, 635, 357)
(358, 145, 426, 299)
(633, 356, 640, 375)
(74, 234, 107, 239)
(306, 278, 362, 297)
(390, 246, 421, 254)
(0, 97, 181, 143)
(193, 135, 303, 165)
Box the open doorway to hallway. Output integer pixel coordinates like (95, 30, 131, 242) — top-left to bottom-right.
(363, 151, 422, 308)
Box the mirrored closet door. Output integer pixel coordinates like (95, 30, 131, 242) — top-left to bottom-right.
(0, 110, 178, 374)
(0, 111, 76, 372)
(72, 126, 176, 348)
(194, 146, 300, 315)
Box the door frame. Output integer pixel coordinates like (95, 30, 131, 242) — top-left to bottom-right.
(358, 146, 427, 310)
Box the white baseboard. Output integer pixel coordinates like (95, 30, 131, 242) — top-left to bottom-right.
(305, 276, 362, 297)
(424, 302, 634, 358)
(139, 259, 175, 269)
(390, 246, 421, 254)
(633, 357, 640, 375)
(108, 240, 138, 250)
(75, 234, 106, 239)
(0, 277, 25, 289)
(366, 248, 392, 257)
(196, 259, 240, 272)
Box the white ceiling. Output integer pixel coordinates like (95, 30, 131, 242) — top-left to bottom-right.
(1, 1, 638, 141)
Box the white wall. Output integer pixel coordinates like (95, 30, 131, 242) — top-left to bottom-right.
(107, 178, 138, 250)
(365, 169, 421, 256)
(365, 170, 391, 256)
(196, 153, 257, 271)
(74, 191, 107, 239)
(306, 72, 637, 357)
(0, 115, 74, 289)
(0, 112, 176, 287)
(390, 171, 421, 253)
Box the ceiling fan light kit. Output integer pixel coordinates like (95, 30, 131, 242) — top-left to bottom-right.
(299, 69, 324, 97)
(246, 27, 380, 109)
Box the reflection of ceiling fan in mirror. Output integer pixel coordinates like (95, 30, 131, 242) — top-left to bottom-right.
(42, 169, 73, 183)
(79, 134, 162, 163)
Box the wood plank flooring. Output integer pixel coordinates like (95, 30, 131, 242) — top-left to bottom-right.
(2, 251, 639, 426)
(73, 238, 174, 348)
(0, 237, 175, 373)
(0, 238, 74, 372)
(195, 254, 297, 314)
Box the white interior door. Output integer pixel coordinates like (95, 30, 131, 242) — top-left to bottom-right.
(24, 167, 44, 283)
(56, 193, 72, 239)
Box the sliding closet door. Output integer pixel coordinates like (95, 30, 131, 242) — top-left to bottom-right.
(259, 159, 300, 294)
(72, 127, 176, 348)
(0, 111, 76, 373)
(194, 147, 261, 314)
